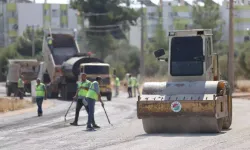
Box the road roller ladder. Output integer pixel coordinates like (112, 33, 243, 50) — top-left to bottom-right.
(137, 29, 232, 133)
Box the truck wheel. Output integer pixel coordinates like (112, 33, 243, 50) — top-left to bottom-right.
(51, 92, 58, 98)
(6, 87, 11, 96)
(60, 86, 67, 100)
(142, 118, 157, 134)
(107, 93, 112, 101)
(67, 92, 74, 100)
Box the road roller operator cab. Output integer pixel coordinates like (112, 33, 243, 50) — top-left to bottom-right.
(137, 29, 232, 134)
(154, 29, 219, 82)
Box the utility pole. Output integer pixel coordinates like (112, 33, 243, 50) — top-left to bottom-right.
(228, 0, 234, 92)
(127, 0, 130, 43)
(31, 25, 35, 57)
(140, 1, 145, 82)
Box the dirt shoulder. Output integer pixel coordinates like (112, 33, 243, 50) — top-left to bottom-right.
(0, 98, 54, 117)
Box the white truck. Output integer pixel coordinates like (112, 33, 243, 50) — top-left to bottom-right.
(5, 59, 40, 96)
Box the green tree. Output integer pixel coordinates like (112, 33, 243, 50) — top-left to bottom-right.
(144, 6, 168, 77)
(192, 0, 224, 53)
(0, 44, 21, 81)
(105, 41, 140, 79)
(15, 27, 44, 56)
(238, 42, 250, 78)
(70, 0, 140, 59)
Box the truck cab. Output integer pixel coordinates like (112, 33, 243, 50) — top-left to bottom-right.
(6, 59, 40, 96)
(79, 63, 112, 101)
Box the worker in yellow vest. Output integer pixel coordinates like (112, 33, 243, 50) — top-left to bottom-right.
(35, 78, 47, 117)
(70, 73, 99, 128)
(17, 75, 24, 99)
(114, 75, 120, 96)
(135, 77, 140, 96)
(47, 34, 53, 50)
(131, 75, 139, 97)
(85, 76, 104, 130)
(127, 74, 132, 98)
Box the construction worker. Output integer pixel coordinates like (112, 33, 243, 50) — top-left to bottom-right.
(134, 75, 140, 96)
(127, 74, 132, 98)
(114, 75, 120, 96)
(131, 75, 136, 97)
(35, 78, 47, 117)
(47, 34, 53, 50)
(131, 75, 139, 97)
(17, 75, 24, 99)
(70, 73, 99, 128)
(85, 76, 104, 130)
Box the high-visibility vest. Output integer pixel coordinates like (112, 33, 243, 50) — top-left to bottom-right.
(86, 81, 99, 101)
(36, 83, 45, 97)
(131, 77, 136, 87)
(135, 79, 139, 87)
(47, 37, 52, 45)
(18, 78, 24, 88)
(77, 80, 91, 97)
(128, 78, 132, 87)
(115, 77, 120, 86)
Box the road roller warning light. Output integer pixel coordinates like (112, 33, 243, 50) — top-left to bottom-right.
(137, 29, 232, 134)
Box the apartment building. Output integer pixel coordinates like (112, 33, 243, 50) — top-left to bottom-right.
(0, 3, 82, 47)
(221, 0, 250, 43)
(145, 0, 192, 40)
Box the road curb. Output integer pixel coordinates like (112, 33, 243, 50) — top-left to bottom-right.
(232, 93, 250, 98)
(232, 95, 250, 98)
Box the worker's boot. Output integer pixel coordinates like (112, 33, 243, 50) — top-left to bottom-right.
(86, 125, 94, 131)
(38, 112, 43, 117)
(70, 121, 78, 126)
(93, 124, 100, 129)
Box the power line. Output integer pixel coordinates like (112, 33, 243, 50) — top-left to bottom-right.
(85, 27, 122, 32)
(88, 24, 122, 28)
(83, 12, 110, 17)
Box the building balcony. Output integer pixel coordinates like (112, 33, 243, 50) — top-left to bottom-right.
(172, 6, 190, 12)
(234, 30, 248, 36)
(234, 5, 250, 10)
(8, 30, 17, 37)
(8, 17, 17, 24)
(234, 18, 250, 23)
(6, 3, 16, 12)
(60, 16, 68, 24)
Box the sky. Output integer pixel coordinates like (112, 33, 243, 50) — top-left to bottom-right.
(34, 0, 224, 5)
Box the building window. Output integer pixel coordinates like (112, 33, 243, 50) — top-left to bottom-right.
(61, 10, 67, 16)
(148, 12, 155, 20)
(44, 10, 49, 16)
(8, 12, 16, 18)
(52, 9, 59, 17)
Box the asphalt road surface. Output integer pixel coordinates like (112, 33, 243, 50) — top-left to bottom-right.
(0, 84, 250, 150)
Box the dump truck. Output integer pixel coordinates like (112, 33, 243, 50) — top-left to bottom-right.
(5, 59, 40, 96)
(41, 28, 110, 100)
(79, 63, 112, 101)
(137, 29, 232, 133)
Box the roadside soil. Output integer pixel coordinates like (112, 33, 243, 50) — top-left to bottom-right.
(0, 98, 54, 117)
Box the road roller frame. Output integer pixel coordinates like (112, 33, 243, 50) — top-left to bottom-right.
(137, 29, 232, 133)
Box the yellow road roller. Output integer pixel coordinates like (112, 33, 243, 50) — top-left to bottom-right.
(137, 29, 232, 133)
